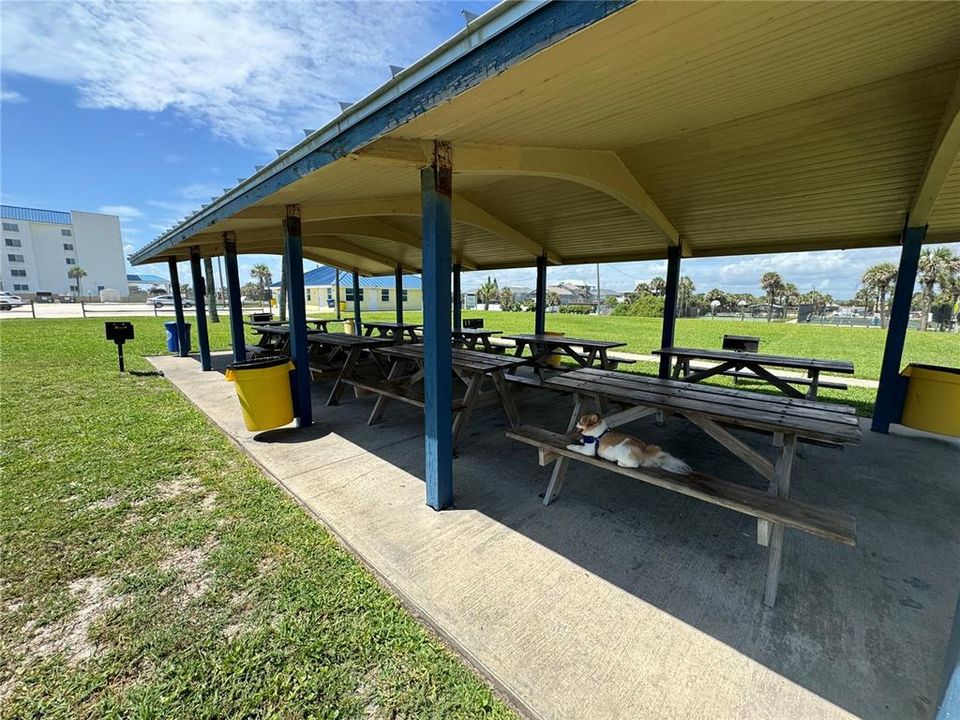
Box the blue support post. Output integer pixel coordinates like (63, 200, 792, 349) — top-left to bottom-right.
(421, 141, 454, 510)
(352, 270, 362, 330)
(872, 225, 925, 433)
(189, 246, 211, 371)
(535, 254, 547, 335)
(395, 263, 404, 324)
(283, 206, 312, 428)
(222, 233, 246, 362)
(659, 242, 682, 378)
(453, 263, 462, 330)
(167, 257, 189, 358)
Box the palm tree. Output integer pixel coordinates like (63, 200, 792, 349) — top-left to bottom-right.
(677, 276, 695, 316)
(67, 266, 88, 299)
(861, 262, 898, 328)
(250, 264, 272, 306)
(203, 257, 220, 322)
(477, 276, 499, 310)
(546, 290, 561, 309)
(917, 247, 954, 331)
(760, 271, 784, 322)
(648, 277, 666, 296)
(782, 282, 799, 313)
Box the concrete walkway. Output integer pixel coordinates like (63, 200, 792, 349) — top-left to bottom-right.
(151, 352, 957, 720)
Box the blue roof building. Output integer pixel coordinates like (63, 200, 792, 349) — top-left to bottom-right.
(272, 266, 422, 313)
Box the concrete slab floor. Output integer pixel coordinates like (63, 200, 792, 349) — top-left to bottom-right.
(149, 351, 960, 720)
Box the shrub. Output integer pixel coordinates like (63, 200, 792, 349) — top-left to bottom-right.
(558, 304, 594, 314)
(612, 295, 664, 317)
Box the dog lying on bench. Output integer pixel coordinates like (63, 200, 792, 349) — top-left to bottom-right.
(566, 413, 692, 474)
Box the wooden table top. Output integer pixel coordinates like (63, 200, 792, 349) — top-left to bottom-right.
(306, 332, 393, 348)
(653, 346, 854, 374)
(545, 367, 861, 445)
(376, 344, 529, 374)
(453, 328, 502, 336)
(502, 334, 626, 349)
(362, 321, 422, 329)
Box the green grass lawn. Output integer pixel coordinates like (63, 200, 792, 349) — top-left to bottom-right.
(359, 310, 958, 381)
(0, 317, 516, 719)
(358, 310, 958, 416)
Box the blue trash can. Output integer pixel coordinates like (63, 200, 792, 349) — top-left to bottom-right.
(164, 321, 192, 354)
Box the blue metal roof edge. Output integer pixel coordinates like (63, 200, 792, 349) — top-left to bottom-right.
(129, 0, 631, 265)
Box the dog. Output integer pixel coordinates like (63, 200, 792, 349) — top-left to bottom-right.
(566, 413, 692, 474)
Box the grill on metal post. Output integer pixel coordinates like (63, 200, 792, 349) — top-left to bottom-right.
(105, 322, 134, 372)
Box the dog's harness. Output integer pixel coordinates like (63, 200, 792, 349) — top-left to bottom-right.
(580, 427, 609, 446)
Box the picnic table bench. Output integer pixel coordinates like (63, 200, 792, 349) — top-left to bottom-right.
(361, 321, 421, 342)
(305, 332, 393, 407)
(653, 346, 854, 399)
(342, 344, 525, 451)
(507, 367, 860, 606)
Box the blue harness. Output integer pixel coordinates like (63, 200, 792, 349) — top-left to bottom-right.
(579, 427, 608, 446)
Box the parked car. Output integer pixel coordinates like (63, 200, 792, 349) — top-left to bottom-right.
(0, 292, 25, 311)
(146, 294, 194, 308)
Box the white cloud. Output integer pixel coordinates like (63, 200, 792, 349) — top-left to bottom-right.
(123, 243, 134, 254)
(98, 204, 142, 219)
(0, 89, 26, 103)
(1, 1, 448, 148)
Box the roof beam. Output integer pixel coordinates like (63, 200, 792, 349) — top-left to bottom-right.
(305, 235, 415, 272)
(355, 139, 680, 245)
(908, 70, 960, 227)
(452, 194, 561, 264)
(234, 195, 550, 264)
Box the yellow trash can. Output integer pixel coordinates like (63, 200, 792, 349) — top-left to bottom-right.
(900, 364, 960, 437)
(344, 318, 356, 335)
(225, 356, 295, 431)
(544, 331, 565, 368)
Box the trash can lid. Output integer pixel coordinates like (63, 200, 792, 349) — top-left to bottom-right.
(227, 355, 290, 371)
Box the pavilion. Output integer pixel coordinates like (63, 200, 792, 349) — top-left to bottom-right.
(129, 2, 960, 711)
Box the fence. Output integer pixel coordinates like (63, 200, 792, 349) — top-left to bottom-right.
(0, 301, 268, 320)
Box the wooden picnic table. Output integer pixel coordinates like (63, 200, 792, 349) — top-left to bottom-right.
(453, 328, 503, 352)
(305, 332, 393, 407)
(249, 325, 291, 355)
(653, 346, 855, 399)
(507, 366, 861, 607)
(361, 321, 421, 342)
(342, 344, 525, 451)
(245, 318, 337, 332)
(502, 333, 627, 370)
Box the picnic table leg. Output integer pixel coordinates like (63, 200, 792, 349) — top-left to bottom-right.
(326, 347, 361, 406)
(368, 359, 407, 425)
(490, 370, 521, 428)
(543, 394, 584, 506)
(806, 369, 821, 399)
(451, 373, 485, 452)
(763, 433, 797, 607)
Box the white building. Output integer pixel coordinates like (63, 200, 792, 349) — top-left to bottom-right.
(1, 206, 128, 299)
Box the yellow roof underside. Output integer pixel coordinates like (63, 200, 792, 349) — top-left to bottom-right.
(151, 1, 960, 270)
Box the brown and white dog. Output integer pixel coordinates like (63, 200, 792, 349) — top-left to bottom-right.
(566, 413, 692, 474)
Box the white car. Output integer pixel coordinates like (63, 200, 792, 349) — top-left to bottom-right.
(146, 294, 195, 308)
(0, 292, 25, 311)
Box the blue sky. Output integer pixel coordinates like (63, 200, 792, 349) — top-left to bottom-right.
(1, 1, 953, 299)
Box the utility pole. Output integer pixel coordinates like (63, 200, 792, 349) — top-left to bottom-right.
(595, 263, 601, 314)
